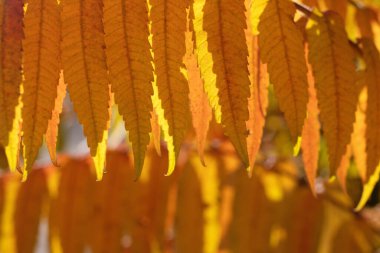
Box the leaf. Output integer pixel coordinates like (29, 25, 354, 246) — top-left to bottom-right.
(185, 23, 212, 166)
(104, 0, 153, 178)
(254, 0, 309, 141)
(362, 39, 380, 181)
(61, 0, 110, 180)
(151, 77, 176, 175)
(46, 72, 67, 166)
(22, 0, 61, 175)
(150, 0, 190, 172)
(0, 0, 23, 171)
(301, 52, 320, 195)
(193, 0, 250, 165)
(246, 35, 268, 171)
(355, 39, 380, 210)
(307, 11, 358, 174)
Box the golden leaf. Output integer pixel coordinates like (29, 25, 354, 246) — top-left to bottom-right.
(301, 53, 320, 195)
(22, 0, 61, 174)
(0, 0, 23, 171)
(185, 24, 212, 166)
(104, 0, 153, 178)
(46, 72, 67, 166)
(193, 0, 250, 165)
(307, 11, 358, 174)
(150, 0, 190, 172)
(246, 35, 268, 171)
(61, 0, 110, 180)
(254, 0, 309, 141)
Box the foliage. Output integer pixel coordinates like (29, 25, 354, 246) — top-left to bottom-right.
(1, 0, 380, 251)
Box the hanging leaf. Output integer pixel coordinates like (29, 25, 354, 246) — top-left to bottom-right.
(362, 39, 380, 181)
(185, 21, 212, 166)
(307, 11, 358, 174)
(104, 0, 153, 178)
(150, 0, 191, 173)
(246, 35, 268, 171)
(22, 0, 61, 176)
(0, 0, 23, 171)
(61, 0, 110, 180)
(301, 54, 320, 195)
(193, 0, 250, 165)
(254, 0, 309, 142)
(46, 72, 67, 166)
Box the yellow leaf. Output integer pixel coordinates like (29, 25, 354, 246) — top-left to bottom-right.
(152, 76, 176, 175)
(254, 0, 309, 141)
(104, 0, 153, 178)
(61, 0, 110, 179)
(46, 72, 67, 166)
(307, 11, 358, 174)
(0, 0, 23, 171)
(193, 0, 250, 165)
(150, 0, 190, 175)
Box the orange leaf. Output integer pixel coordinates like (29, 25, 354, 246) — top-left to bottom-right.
(246, 35, 268, 171)
(185, 25, 212, 166)
(46, 72, 67, 166)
